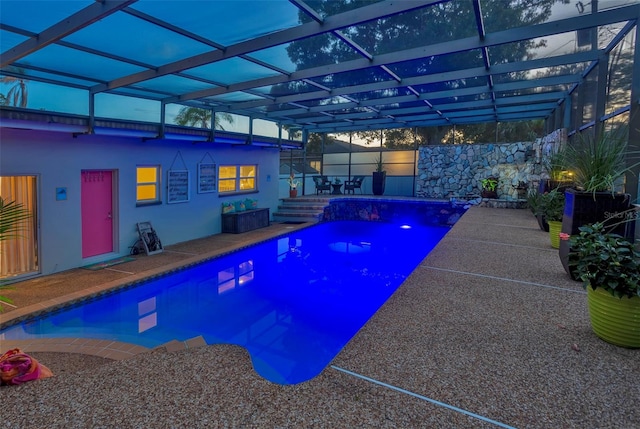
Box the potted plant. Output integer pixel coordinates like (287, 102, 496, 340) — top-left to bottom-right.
(539, 188, 565, 248)
(540, 146, 573, 193)
(480, 177, 498, 199)
(330, 177, 343, 194)
(559, 128, 640, 278)
(567, 221, 640, 348)
(287, 174, 299, 198)
(0, 197, 32, 311)
(372, 153, 386, 196)
(526, 188, 548, 231)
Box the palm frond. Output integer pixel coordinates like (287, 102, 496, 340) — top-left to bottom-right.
(0, 197, 32, 241)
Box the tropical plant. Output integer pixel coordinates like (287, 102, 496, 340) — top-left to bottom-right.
(539, 188, 565, 222)
(526, 189, 543, 215)
(287, 174, 300, 189)
(568, 221, 640, 298)
(542, 145, 572, 183)
(333, 177, 341, 185)
(0, 197, 32, 311)
(0, 197, 31, 242)
(565, 127, 640, 195)
(481, 177, 498, 192)
(374, 153, 385, 173)
(174, 107, 234, 130)
(0, 66, 29, 108)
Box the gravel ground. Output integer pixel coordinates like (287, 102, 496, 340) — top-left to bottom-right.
(2, 207, 639, 429)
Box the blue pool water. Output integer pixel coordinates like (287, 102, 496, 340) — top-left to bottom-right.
(1, 220, 450, 384)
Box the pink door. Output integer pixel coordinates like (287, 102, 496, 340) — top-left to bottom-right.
(81, 170, 113, 258)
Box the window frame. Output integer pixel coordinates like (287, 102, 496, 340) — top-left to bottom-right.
(218, 164, 257, 194)
(136, 165, 162, 206)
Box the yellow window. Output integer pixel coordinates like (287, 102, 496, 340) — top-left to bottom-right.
(136, 166, 161, 204)
(219, 165, 257, 193)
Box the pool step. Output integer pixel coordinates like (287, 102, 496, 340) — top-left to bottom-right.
(156, 336, 208, 353)
(272, 197, 329, 223)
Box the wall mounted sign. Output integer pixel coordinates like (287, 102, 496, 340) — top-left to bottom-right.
(197, 163, 217, 194)
(167, 170, 189, 204)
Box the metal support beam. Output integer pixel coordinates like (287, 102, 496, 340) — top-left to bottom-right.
(594, 53, 609, 138)
(628, 22, 640, 239)
(1, 1, 137, 68)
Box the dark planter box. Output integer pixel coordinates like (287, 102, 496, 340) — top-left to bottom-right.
(222, 208, 270, 234)
(559, 189, 634, 279)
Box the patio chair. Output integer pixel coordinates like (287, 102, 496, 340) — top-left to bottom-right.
(344, 175, 365, 194)
(312, 175, 331, 194)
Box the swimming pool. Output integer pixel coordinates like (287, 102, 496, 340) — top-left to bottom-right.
(1, 217, 456, 384)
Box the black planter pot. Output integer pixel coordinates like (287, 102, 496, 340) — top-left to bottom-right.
(559, 188, 634, 280)
(536, 214, 549, 232)
(539, 179, 573, 194)
(372, 171, 386, 196)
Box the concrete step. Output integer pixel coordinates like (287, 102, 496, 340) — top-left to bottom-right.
(272, 197, 329, 223)
(281, 196, 331, 203)
(277, 203, 327, 211)
(272, 211, 323, 223)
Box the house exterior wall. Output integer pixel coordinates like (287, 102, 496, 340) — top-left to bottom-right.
(0, 128, 280, 276)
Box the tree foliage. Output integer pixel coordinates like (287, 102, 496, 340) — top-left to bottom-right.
(276, 0, 562, 146)
(0, 67, 29, 108)
(174, 107, 234, 130)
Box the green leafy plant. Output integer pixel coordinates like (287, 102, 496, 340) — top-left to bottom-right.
(568, 221, 640, 298)
(539, 188, 565, 222)
(526, 189, 543, 215)
(333, 177, 341, 185)
(480, 177, 498, 192)
(0, 197, 32, 311)
(565, 128, 640, 195)
(543, 146, 572, 183)
(0, 197, 31, 239)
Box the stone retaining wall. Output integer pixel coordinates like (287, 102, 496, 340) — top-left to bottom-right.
(416, 142, 543, 201)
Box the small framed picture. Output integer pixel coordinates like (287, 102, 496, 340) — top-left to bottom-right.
(56, 187, 67, 201)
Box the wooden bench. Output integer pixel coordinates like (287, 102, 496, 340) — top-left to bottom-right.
(221, 208, 270, 233)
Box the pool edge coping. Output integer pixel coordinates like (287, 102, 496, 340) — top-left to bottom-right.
(0, 222, 315, 330)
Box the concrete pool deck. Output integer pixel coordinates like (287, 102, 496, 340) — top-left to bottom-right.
(1, 206, 638, 428)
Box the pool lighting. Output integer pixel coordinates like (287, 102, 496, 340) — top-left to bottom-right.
(400, 224, 412, 229)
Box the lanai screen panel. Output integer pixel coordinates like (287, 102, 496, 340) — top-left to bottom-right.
(0, 0, 638, 133)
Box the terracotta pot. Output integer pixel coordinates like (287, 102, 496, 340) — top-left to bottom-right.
(289, 189, 298, 198)
(587, 286, 640, 348)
